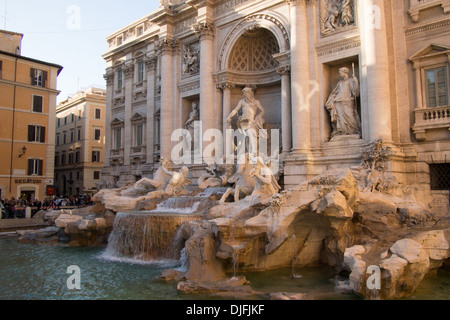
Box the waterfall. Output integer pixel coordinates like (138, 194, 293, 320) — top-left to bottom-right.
(103, 212, 203, 262)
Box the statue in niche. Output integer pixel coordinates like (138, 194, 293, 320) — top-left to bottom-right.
(226, 87, 266, 155)
(322, 0, 355, 34)
(325, 66, 361, 139)
(182, 45, 199, 75)
(183, 102, 199, 153)
(119, 157, 172, 197)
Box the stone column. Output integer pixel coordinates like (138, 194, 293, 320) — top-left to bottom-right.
(194, 21, 216, 162)
(276, 65, 292, 153)
(123, 62, 134, 167)
(220, 82, 235, 157)
(360, 0, 392, 142)
(103, 68, 114, 173)
(157, 38, 177, 160)
(288, 0, 312, 153)
(145, 55, 157, 165)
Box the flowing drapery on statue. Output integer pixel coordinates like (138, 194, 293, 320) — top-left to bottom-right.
(325, 67, 361, 139)
(226, 87, 266, 155)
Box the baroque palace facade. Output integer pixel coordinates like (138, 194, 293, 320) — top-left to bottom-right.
(102, 0, 450, 214)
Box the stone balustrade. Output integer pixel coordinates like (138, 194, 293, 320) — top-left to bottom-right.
(412, 105, 450, 140)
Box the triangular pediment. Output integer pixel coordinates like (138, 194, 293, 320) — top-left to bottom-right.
(131, 112, 146, 122)
(111, 117, 124, 126)
(409, 44, 450, 61)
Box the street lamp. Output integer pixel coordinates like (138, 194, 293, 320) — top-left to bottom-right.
(18, 146, 27, 158)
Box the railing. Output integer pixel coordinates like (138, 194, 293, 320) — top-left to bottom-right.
(409, 0, 450, 22)
(412, 105, 450, 140)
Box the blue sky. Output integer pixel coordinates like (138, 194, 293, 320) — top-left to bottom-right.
(0, 0, 160, 103)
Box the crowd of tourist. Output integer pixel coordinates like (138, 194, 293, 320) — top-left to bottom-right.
(0, 195, 94, 219)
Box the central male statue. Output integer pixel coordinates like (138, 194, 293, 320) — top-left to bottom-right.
(226, 87, 266, 155)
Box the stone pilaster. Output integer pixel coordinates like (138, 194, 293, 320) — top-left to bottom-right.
(145, 55, 157, 166)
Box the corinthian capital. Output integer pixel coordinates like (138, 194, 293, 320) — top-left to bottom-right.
(156, 37, 179, 56)
(193, 21, 215, 40)
(286, 0, 311, 6)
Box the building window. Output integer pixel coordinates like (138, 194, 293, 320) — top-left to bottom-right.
(95, 108, 101, 119)
(113, 128, 122, 149)
(0, 60, 3, 78)
(33, 96, 43, 113)
(30, 68, 47, 87)
(57, 118, 60, 127)
(117, 70, 123, 89)
(75, 151, 80, 163)
(94, 171, 101, 180)
(430, 164, 450, 190)
(28, 159, 43, 176)
(68, 153, 74, 164)
(426, 67, 448, 108)
(92, 150, 101, 163)
(55, 155, 59, 166)
(61, 154, 66, 165)
(28, 125, 46, 143)
(63, 132, 67, 144)
(70, 130, 74, 143)
(134, 124, 144, 147)
(77, 128, 81, 141)
(137, 61, 144, 83)
(95, 129, 101, 141)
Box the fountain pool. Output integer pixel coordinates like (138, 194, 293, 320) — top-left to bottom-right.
(0, 237, 449, 300)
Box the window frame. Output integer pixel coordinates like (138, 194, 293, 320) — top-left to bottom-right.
(32, 95, 44, 113)
(424, 66, 449, 108)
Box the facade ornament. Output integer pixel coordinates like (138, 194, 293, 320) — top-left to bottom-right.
(182, 44, 200, 75)
(103, 68, 114, 86)
(193, 21, 215, 40)
(156, 37, 179, 56)
(276, 65, 291, 76)
(325, 66, 360, 139)
(145, 55, 157, 70)
(124, 64, 135, 79)
(320, 0, 356, 36)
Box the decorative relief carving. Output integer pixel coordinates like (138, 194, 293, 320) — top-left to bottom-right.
(320, 0, 356, 36)
(124, 64, 135, 79)
(145, 55, 157, 71)
(182, 43, 200, 76)
(214, 0, 251, 15)
(103, 68, 114, 86)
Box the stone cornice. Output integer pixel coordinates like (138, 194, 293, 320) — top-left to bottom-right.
(405, 17, 450, 37)
(315, 34, 360, 57)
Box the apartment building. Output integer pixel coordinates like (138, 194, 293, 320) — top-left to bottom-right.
(0, 30, 63, 201)
(54, 87, 106, 197)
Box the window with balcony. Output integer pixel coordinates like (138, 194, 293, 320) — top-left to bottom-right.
(410, 44, 450, 141)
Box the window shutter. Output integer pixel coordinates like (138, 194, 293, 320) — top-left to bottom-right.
(38, 160, 43, 176)
(28, 125, 35, 142)
(42, 71, 48, 88)
(40, 126, 46, 143)
(28, 159, 34, 175)
(0, 60, 3, 70)
(30, 68, 36, 85)
(33, 96, 43, 113)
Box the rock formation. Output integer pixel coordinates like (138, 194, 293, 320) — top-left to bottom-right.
(160, 168, 449, 300)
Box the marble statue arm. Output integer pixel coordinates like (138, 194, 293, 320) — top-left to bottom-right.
(226, 101, 242, 123)
(161, 166, 175, 177)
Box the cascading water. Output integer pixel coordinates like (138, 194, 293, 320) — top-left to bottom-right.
(103, 190, 225, 263)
